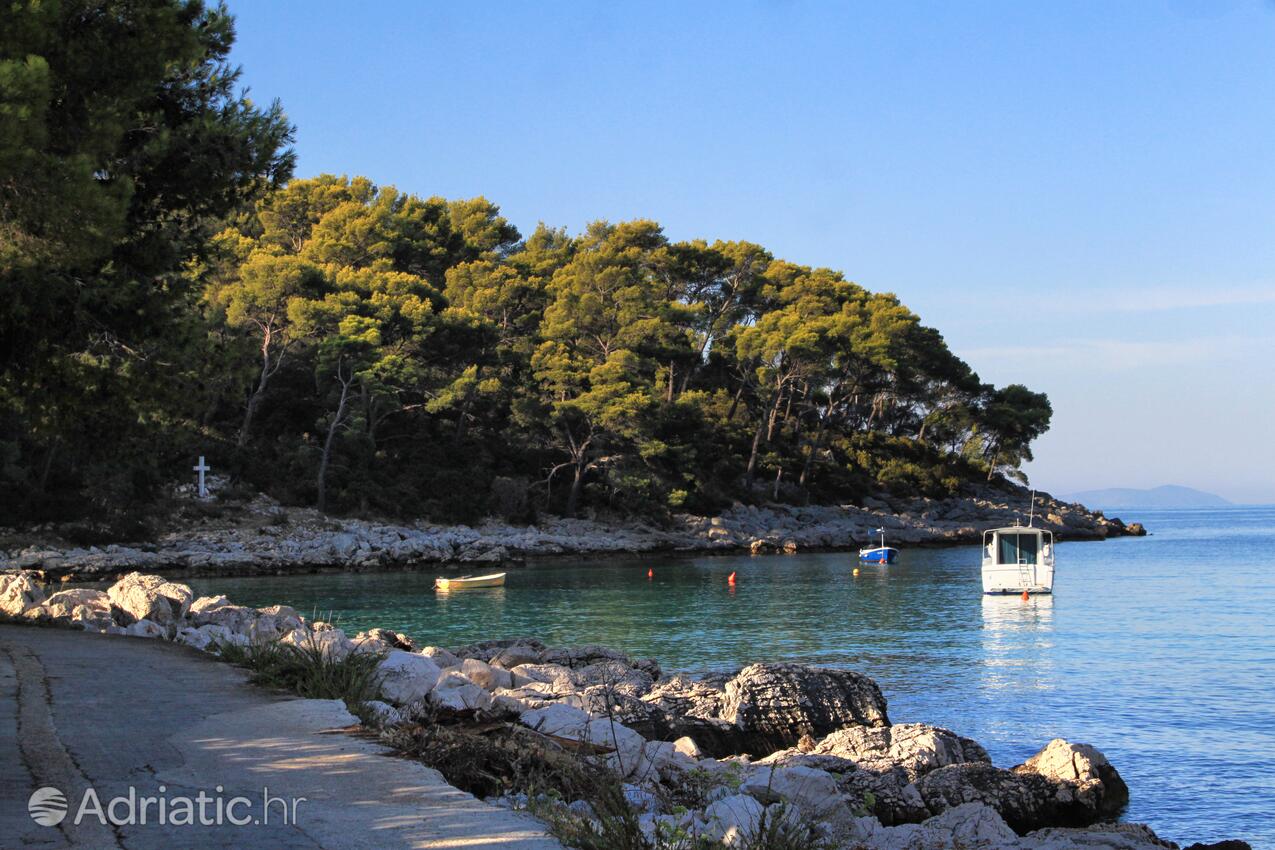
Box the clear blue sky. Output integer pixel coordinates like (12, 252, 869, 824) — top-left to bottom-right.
(226, 0, 1275, 503)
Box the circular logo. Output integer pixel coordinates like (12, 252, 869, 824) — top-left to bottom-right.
(28, 787, 67, 827)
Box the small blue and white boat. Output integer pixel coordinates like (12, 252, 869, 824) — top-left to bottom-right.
(858, 528, 899, 564)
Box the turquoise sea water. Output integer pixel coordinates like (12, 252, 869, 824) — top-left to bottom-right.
(190, 506, 1275, 846)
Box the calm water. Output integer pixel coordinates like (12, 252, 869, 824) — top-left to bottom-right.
(190, 506, 1275, 846)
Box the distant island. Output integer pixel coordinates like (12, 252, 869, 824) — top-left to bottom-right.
(1063, 484, 1231, 509)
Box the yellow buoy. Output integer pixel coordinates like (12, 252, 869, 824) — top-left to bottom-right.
(853, 567, 860, 577)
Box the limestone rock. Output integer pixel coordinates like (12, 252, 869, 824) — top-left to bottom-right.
(1019, 822, 1180, 849)
(248, 604, 303, 643)
(106, 572, 192, 626)
(458, 657, 513, 691)
(915, 761, 1094, 834)
(362, 700, 403, 728)
(813, 722, 990, 779)
(38, 588, 116, 630)
(359, 628, 415, 651)
(1014, 738, 1128, 820)
(418, 645, 461, 668)
(429, 671, 494, 712)
(176, 623, 241, 651)
(718, 663, 890, 755)
(740, 764, 851, 830)
(0, 570, 46, 617)
(699, 794, 764, 845)
(377, 650, 442, 706)
(123, 619, 165, 638)
(520, 703, 591, 738)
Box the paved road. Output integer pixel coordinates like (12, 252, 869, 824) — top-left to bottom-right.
(0, 625, 562, 849)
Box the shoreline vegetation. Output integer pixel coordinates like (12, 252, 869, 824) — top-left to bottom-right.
(0, 570, 1241, 850)
(1, 479, 1144, 581)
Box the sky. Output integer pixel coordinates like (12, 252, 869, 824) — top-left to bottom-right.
(224, 1, 1275, 503)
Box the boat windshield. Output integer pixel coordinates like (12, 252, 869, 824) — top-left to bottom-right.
(997, 532, 1039, 565)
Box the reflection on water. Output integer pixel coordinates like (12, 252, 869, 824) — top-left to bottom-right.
(979, 594, 1055, 696)
(191, 506, 1275, 845)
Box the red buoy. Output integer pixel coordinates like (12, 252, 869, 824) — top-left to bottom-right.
(1021, 589, 1030, 602)
(727, 571, 737, 586)
(647, 568, 654, 579)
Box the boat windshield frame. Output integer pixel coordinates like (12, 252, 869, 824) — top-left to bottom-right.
(982, 527, 1055, 567)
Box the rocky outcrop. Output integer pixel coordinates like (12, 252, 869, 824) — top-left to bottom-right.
(0, 482, 1144, 580)
(719, 663, 889, 754)
(1015, 737, 1129, 820)
(633, 664, 889, 758)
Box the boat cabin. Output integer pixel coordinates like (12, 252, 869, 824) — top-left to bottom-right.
(983, 527, 1054, 567)
(981, 525, 1055, 594)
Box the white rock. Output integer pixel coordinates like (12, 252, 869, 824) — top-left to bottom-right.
(459, 657, 513, 691)
(280, 625, 354, 660)
(362, 700, 403, 727)
(520, 703, 592, 737)
(106, 572, 192, 626)
(699, 794, 764, 846)
(189, 594, 230, 614)
(377, 650, 442, 706)
(0, 570, 46, 616)
(669, 735, 704, 760)
(418, 645, 461, 667)
(429, 671, 495, 712)
(123, 619, 165, 639)
(248, 604, 303, 643)
(584, 717, 647, 779)
(37, 588, 115, 630)
(924, 802, 1019, 846)
(740, 765, 850, 830)
(176, 624, 240, 651)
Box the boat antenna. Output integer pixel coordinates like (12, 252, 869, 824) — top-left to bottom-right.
(1027, 489, 1036, 527)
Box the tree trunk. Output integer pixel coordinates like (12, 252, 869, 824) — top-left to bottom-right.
(766, 383, 785, 440)
(798, 417, 828, 489)
(566, 462, 585, 517)
(238, 331, 275, 448)
(726, 381, 746, 421)
(772, 466, 783, 501)
(745, 418, 765, 483)
(316, 368, 352, 513)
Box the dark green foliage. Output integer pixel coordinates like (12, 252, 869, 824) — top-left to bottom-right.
(0, 4, 1051, 525)
(1, 0, 294, 523)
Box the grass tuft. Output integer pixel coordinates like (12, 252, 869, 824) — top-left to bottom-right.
(213, 637, 384, 709)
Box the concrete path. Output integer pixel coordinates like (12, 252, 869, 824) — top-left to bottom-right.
(0, 625, 563, 849)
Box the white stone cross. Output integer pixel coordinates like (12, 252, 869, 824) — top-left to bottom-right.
(194, 455, 211, 498)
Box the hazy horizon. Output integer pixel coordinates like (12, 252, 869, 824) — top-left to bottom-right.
(225, 1, 1275, 503)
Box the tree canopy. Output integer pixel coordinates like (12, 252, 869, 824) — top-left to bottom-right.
(0, 3, 1052, 527)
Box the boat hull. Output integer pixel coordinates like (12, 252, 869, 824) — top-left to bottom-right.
(858, 547, 899, 564)
(435, 572, 506, 590)
(981, 563, 1054, 594)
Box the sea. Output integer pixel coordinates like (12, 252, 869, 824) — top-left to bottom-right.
(189, 505, 1275, 847)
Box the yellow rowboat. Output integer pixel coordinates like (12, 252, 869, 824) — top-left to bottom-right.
(434, 572, 506, 591)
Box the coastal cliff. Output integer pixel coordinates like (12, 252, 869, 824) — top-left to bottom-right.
(1, 482, 1143, 580)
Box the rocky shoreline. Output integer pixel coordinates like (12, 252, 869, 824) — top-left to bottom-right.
(1, 482, 1145, 580)
(0, 569, 1242, 850)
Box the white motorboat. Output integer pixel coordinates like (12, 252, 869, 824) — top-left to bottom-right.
(981, 524, 1054, 594)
